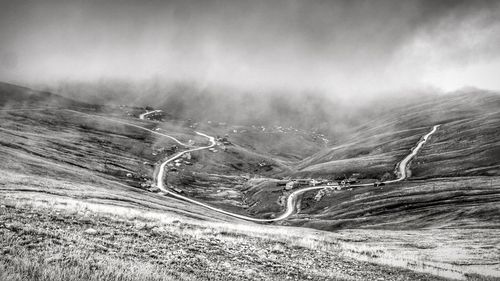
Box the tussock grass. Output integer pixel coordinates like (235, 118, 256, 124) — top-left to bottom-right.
(0, 250, 186, 281)
(2, 196, 498, 280)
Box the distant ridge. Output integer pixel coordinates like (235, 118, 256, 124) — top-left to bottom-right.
(0, 82, 95, 109)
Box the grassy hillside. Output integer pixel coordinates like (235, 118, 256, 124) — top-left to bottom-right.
(0, 106, 241, 221)
(0, 86, 310, 219)
(0, 105, 470, 280)
(295, 90, 500, 180)
(1, 199, 460, 281)
(295, 127, 429, 179)
(412, 113, 500, 178)
(290, 177, 500, 230)
(0, 82, 95, 109)
(1, 83, 500, 280)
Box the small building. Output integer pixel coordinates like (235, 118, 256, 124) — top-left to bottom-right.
(296, 179, 310, 186)
(285, 181, 300, 190)
(148, 186, 160, 193)
(144, 110, 164, 121)
(340, 179, 351, 187)
(325, 181, 341, 191)
(165, 145, 178, 154)
(183, 152, 192, 160)
(221, 137, 231, 145)
(310, 179, 321, 186)
(327, 181, 340, 187)
(276, 180, 288, 187)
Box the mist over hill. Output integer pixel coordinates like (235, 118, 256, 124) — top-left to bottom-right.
(43, 80, 498, 138)
(42, 80, 412, 129)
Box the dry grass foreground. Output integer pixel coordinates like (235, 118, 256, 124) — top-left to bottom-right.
(0, 196, 469, 281)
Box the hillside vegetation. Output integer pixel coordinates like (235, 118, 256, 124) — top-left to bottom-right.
(295, 90, 500, 179)
(1, 82, 499, 280)
(1, 199, 456, 281)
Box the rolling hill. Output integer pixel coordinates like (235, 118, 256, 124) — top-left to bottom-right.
(1, 82, 499, 280)
(0, 82, 95, 109)
(294, 90, 500, 180)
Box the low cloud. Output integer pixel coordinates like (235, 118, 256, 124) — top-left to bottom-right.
(0, 0, 499, 95)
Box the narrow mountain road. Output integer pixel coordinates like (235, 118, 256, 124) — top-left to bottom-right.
(347, 124, 440, 187)
(152, 123, 440, 221)
(68, 110, 441, 222)
(385, 124, 440, 184)
(135, 110, 321, 222)
(1, 108, 440, 222)
(155, 136, 324, 222)
(144, 108, 440, 221)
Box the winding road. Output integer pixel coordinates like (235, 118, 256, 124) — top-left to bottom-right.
(154, 132, 320, 222)
(143, 110, 440, 222)
(385, 125, 440, 184)
(159, 162, 325, 221)
(1, 108, 440, 222)
(145, 122, 319, 221)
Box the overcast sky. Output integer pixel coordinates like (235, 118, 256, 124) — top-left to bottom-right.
(1, 0, 499, 95)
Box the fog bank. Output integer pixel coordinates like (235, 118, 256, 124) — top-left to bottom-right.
(1, 0, 500, 96)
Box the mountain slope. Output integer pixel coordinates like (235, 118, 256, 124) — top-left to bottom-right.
(1, 83, 499, 279)
(0, 82, 96, 109)
(294, 90, 500, 179)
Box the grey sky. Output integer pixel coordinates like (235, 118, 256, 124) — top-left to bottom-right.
(1, 0, 499, 94)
